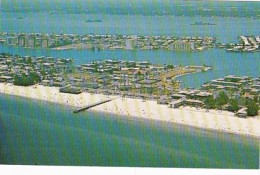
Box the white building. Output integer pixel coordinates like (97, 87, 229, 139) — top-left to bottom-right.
(125, 39, 137, 50)
(169, 40, 195, 51)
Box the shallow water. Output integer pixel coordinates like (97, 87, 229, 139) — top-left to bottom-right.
(0, 94, 259, 168)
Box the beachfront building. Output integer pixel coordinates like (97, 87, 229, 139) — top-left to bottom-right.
(169, 98, 185, 108)
(171, 94, 186, 100)
(236, 107, 247, 118)
(169, 98, 204, 109)
(0, 75, 13, 83)
(178, 89, 199, 98)
(193, 91, 213, 100)
(185, 99, 204, 108)
(169, 90, 207, 109)
(157, 95, 170, 104)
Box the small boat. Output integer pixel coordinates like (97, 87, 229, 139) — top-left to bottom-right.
(191, 22, 217, 25)
(85, 19, 103, 23)
(17, 17, 24, 20)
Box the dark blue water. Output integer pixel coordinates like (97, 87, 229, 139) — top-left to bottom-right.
(0, 94, 259, 168)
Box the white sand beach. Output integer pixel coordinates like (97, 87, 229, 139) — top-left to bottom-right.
(0, 83, 259, 137)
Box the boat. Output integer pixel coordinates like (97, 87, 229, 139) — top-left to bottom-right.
(190, 22, 217, 25)
(17, 17, 24, 20)
(84, 19, 103, 23)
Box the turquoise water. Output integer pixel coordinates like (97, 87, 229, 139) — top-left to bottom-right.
(0, 94, 259, 168)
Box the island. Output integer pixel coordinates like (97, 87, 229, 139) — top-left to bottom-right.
(0, 32, 216, 51)
(0, 52, 259, 137)
(1, 32, 259, 53)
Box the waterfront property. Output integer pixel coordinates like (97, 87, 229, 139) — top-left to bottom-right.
(201, 75, 259, 99)
(200, 75, 260, 117)
(0, 32, 216, 52)
(217, 35, 260, 52)
(2, 32, 259, 53)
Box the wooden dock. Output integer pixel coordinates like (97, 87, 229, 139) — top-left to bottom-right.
(73, 98, 114, 113)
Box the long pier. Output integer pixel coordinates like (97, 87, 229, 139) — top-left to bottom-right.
(73, 98, 114, 113)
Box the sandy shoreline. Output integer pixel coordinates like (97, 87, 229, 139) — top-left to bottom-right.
(1, 83, 259, 137)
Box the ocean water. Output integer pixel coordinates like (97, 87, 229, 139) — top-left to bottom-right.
(0, 94, 259, 168)
(0, 1, 260, 168)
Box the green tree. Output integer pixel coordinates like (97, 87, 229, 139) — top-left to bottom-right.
(204, 96, 216, 109)
(126, 62, 136, 68)
(14, 73, 40, 86)
(216, 91, 229, 106)
(227, 99, 240, 112)
(40, 70, 47, 76)
(26, 57, 32, 64)
(30, 72, 40, 82)
(254, 95, 259, 103)
(137, 71, 142, 80)
(166, 64, 174, 69)
(246, 99, 259, 116)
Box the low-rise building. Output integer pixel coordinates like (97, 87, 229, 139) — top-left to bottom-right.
(157, 96, 170, 104)
(169, 98, 185, 108)
(236, 107, 247, 118)
(0, 75, 13, 83)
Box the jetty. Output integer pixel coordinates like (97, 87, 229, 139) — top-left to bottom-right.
(73, 98, 115, 113)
